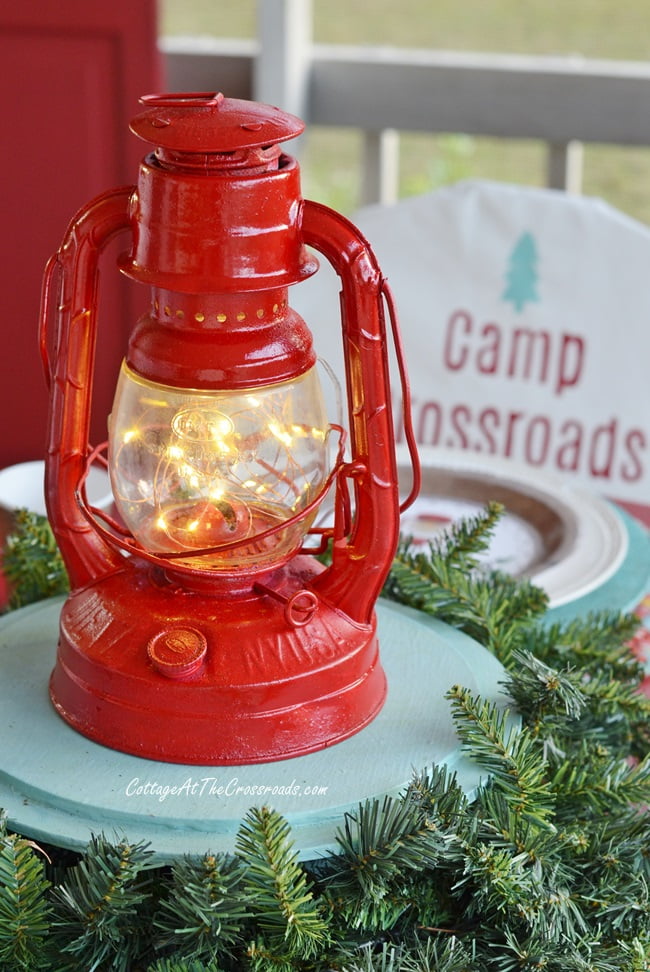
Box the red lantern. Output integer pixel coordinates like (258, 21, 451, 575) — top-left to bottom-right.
(40, 93, 419, 764)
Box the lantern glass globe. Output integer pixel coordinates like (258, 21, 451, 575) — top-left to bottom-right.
(108, 362, 332, 570)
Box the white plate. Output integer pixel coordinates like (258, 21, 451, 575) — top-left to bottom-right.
(398, 447, 628, 608)
(0, 460, 113, 516)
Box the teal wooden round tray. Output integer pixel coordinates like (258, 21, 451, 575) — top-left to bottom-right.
(0, 597, 508, 862)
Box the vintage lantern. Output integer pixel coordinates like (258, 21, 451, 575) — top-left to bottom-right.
(40, 93, 419, 764)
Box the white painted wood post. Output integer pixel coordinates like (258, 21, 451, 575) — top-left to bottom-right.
(548, 140, 584, 193)
(253, 0, 312, 121)
(361, 128, 400, 206)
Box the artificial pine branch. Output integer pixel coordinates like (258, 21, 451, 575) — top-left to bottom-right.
(397, 935, 478, 972)
(48, 835, 154, 971)
(147, 960, 225, 972)
(458, 840, 587, 943)
(503, 649, 587, 725)
(235, 806, 330, 965)
(503, 639, 650, 769)
(403, 764, 469, 832)
(428, 501, 504, 564)
(2, 510, 68, 610)
(0, 826, 51, 971)
(580, 860, 650, 939)
(384, 504, 548, 667)
(492, 927, 629, 971)
(551, 747, 650, 816)
(324, 793, 455, 933)
(340, 941, 403, 972)
(339, 938, 479, 972)
(578, 668, 650, 745)
(618, 937, 650, 971)
(500, 649, 591, 763)
(342, 935, 484, 972)
(153, 852, 247, 965)
(519, 611, 643, 681)
(446, 686, 556, 829)
(470, 786, 571, 883)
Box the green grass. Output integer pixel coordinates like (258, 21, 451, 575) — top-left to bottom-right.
(160, 0, 650, 222)
(160, 0, 650, 57)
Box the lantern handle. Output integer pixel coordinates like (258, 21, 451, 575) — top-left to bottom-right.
(40, 186, 135, 590)
(379, 275, 421, 514)
(300, 200, 421, 625)
(39, 253, 60, 389)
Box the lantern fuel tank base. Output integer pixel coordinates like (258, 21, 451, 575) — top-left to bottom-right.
(48, 557, 386, 764)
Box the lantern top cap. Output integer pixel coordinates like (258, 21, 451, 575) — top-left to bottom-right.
(130, 92, 305, 153)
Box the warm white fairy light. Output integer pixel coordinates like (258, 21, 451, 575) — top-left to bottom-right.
(267, 421, 293, 447)
(212, 416, 233, 436)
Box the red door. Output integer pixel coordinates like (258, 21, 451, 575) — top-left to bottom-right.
(0, 1, 162, 468)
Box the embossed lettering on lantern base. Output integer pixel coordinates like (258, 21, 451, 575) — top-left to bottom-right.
(50, 556, 385, 764)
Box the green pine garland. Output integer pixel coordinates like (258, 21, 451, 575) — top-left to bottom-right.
(0, 814, 51, 971)
(1, 510, 69, 611)
(153, 851, 247, 964)
(236, 806, 330, 967)
(1, 507, 650, 970)
(48, 835, 154, 971)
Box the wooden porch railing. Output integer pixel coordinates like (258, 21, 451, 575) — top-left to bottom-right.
(160, 0, 650, 206)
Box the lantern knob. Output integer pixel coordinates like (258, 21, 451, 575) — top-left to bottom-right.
(147, 626, 208, 679)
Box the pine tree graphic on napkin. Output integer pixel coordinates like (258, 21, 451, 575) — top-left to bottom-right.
(502, 231, 540, 311)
